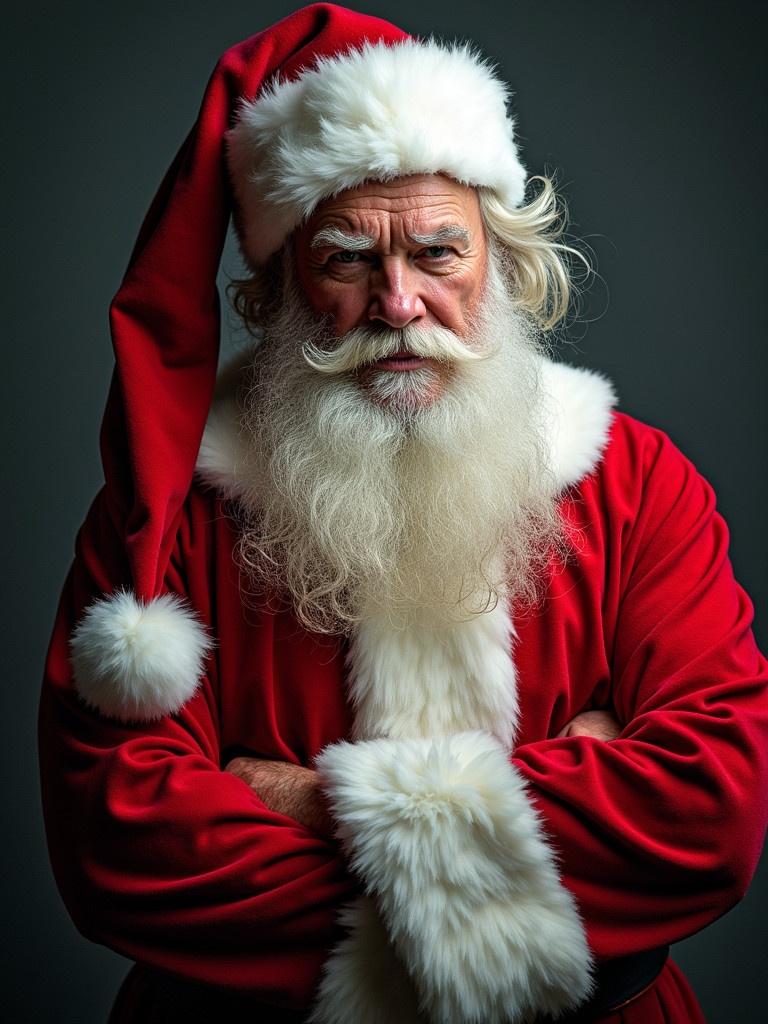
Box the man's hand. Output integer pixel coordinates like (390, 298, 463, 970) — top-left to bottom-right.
(556, 709, 622, 742)
(224, 756, 334, 839)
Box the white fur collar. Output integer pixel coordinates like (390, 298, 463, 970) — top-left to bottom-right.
(195, 350, 616, 499)
(539, 358, 617, 492)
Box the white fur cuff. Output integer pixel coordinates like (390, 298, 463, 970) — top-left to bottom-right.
(70, 589, 212, 722)
(317, 732, 593, 1024)
(310, 896, 423, 1024)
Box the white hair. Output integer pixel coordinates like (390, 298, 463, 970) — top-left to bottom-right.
(231, 247, 564, 635)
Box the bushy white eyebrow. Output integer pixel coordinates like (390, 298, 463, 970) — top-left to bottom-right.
(310, 227, 375, 249)
(408, 225, 470, 246)
(310, 224, 471, 250)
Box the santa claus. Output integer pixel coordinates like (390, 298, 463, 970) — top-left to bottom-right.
(39, 4, 768, 1023)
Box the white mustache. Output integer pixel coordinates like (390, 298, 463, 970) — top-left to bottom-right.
(302, 324, 495, 375)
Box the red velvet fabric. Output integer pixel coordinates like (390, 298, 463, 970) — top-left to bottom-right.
(39, 412, 768, 1017)
(100, 4, 408, 600)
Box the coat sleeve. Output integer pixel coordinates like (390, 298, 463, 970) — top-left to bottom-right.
(38, 486, 357, 1008)
(512, 419, 768, 959)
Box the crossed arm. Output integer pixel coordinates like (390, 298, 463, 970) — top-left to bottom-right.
(41, 430, 768, 1009)
(225, 708, 622, 833)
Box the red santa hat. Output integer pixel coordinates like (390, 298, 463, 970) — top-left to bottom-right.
(69, 2, 528, 722)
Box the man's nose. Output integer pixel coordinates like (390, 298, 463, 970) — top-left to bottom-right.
(367, 260, 427, 329)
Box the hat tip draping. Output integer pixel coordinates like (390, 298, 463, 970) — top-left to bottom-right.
(72, 4, 405, 721)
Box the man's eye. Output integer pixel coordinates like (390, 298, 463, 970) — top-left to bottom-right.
(422, 246, 451, 259)
(331, 251, 364, 264)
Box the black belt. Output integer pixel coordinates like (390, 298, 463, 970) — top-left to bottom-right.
(113, 946, 670, 1023)
(539, 945, 670, 1021)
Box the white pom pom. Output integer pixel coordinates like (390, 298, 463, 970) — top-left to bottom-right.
(70, 589, 213, 722)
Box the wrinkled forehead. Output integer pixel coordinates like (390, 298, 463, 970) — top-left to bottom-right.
(299, 173, 483, 246)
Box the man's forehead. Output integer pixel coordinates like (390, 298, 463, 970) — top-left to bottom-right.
(305, 174, 481, 239)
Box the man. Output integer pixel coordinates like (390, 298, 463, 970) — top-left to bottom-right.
(39, 4, 768, 1023)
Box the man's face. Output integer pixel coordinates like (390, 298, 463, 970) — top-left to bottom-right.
(293, 173, 488, 407)
(242, 187, 557, 629)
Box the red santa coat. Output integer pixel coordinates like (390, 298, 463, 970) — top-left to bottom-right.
(39, 358, 768, 1022)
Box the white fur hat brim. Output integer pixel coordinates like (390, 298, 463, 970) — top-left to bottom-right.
(226, 39, 527, 266)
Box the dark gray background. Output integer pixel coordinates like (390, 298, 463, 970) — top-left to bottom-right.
(4, 1, 766, 1020)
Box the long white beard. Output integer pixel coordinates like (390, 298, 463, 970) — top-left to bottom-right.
(235, 251, 562, 634)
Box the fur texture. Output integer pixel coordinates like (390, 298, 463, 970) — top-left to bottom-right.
(540, 361, 616, 492)
(349, 598, 518, 749)
(316, 732, 593, 1023)
(70, 590, 212, 722)
(226, 40, 527, 265)
(194, 347, 255, 503)
(310, 896, 423, 1024)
